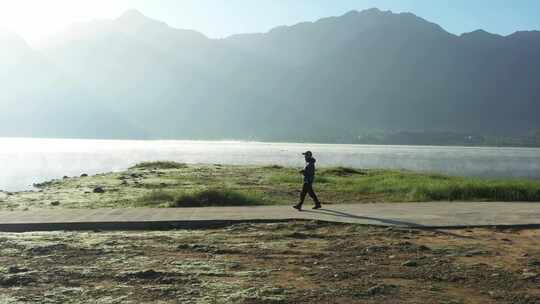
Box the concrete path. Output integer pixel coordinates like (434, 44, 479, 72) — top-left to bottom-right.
(0, 202, 539, 232)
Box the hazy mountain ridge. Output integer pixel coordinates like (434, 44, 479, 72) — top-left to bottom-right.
(1, 8, 539, 144)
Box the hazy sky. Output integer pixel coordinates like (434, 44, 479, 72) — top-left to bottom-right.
(0, 0, 538, 45)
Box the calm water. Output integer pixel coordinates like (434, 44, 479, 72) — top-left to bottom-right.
(1, 137, 539, 192)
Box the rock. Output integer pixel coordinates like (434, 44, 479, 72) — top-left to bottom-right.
(393, 241, 431, 252)
(529, 260, 540, 267)
(27, 244, 68, 255)
(402, 260, 418, 267)
(488, 291, 498, 297)
(417, 245, 431, 252)
(126, 269, 161, 280)
(0, 274, 34, 286)
(176, 243, 241, 255)
(116, 269, 175, 283)
(366, 284, 398, 296)
(7, 266, 29, 274)
(80, 173, 88, 177)
(93, 187, 105, 194)
(365, 245, 389, 253)
(367, 285, 383, 296)
(50, 201, 60, 206)
(464, 249, 489, 257)
(522, 272, 538, 280)
(285, 232, 310, 239)
(176, 244, 190, 250)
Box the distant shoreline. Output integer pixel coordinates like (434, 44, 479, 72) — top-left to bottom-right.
(1, 136, 540, 149)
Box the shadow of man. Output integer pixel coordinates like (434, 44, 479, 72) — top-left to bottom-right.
(303, 208, 426, 228)
(304, 208, 476, 239)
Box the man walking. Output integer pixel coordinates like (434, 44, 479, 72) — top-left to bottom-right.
(294, 151, 322, 211)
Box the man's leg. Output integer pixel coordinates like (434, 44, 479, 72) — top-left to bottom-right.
(306, 183, 321, 208)
(299, 183, 309, 206)
(294, 183, 309, 210)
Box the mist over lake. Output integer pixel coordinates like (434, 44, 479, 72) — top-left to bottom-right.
(1, 137, 539, 192)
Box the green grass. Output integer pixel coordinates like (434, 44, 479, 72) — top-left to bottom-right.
(262, 165, 284, 170)
(263, 166, 540, 202)
(268, 171, 332, 184)
(130, 161, 188, 170)
(322, 167, 366, 176)
(337, 170, 540, 202)
(9, 163, 540, 210)
(139, 190, 176, 206)
(139, 188, 266, 207)
(172, 189, 264, 207)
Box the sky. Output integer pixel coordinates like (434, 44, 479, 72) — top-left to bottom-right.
(0, 0, 538, 46)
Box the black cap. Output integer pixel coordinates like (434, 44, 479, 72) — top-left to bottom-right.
(302, 151, 313, 157)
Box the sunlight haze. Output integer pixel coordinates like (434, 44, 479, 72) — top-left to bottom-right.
(1, 2, 540, 301)
(0, 0, 539, 46)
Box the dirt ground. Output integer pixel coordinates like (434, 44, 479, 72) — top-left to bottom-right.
(0, 221, 538, 303)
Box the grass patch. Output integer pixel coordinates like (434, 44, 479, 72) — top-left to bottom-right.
(138, 166, 540, 206)
(263, 165, 284, 170)
(130, 161, 187, 170)
(139, 188, 266, 207)
(13, 164, 540, 211)
(412, 179, 540, 201)
(139, 190, 176, 205)
(268, 172, 302, 184)
(268, 171, 331, 184)
(348, 170, 540, 202)
(323, 167, 366, 176)
(172, 189, 264, 207)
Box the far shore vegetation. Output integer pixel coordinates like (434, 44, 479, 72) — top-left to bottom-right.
(3, 161, 540, 210)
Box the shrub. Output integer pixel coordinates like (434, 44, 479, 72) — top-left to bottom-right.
(131, 161, 188, 170)
(323, 167, 365, 176)
(171, 189, 263, 207)
(139, 190, 176, 205)
(263, 165, 284, 170)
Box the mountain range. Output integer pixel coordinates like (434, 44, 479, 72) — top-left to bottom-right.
(1, 8, 539, 144)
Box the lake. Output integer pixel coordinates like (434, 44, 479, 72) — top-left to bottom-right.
(1, 137, 539, 192)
